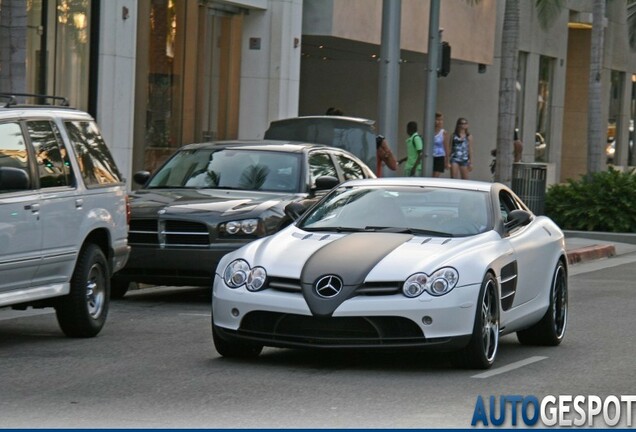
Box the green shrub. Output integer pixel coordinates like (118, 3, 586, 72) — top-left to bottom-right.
(545, 168, 636, 232)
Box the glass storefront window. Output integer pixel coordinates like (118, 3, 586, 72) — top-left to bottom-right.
(535, 56, 554, 162)
(629, 75, 636, 166)
(606, 70, 624, 165)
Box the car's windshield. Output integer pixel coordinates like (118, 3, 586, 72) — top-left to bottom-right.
(147, 148, 302, 192)
(298, 185, 492, 237)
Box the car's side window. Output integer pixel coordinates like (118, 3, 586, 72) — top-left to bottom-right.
(308, 152, 338, 185)
(0, 122, 31, 192)
(336, 154, 365, 180)
(27, 120, 74, 188)
(65, 121, 123, 187)
(499, 190, 520, 222)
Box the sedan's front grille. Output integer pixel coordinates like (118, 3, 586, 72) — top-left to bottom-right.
(128, 218, 210, 247)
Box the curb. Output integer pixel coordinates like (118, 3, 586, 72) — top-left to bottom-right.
(566, 244, 616, 265)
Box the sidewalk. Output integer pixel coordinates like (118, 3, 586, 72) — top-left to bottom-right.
(564, 231, 636, 265)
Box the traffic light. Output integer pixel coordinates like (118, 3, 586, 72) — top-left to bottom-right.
(439, 41, 451, 77)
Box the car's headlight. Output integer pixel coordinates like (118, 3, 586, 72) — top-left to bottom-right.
(402, 267, 459, 297)
(223, 259, 268, 291)
(221, 218, 261, 236)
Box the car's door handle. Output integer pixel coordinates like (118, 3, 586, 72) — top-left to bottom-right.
(24, 203, 40, 213)
(75, 198, 83, 208)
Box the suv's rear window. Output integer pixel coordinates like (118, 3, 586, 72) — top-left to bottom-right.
(65, 121, 123, 187)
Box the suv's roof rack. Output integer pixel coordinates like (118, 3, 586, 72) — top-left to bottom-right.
(0, 92, 71, 108)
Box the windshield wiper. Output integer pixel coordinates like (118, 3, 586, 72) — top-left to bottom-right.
(364, 226, 454, 237)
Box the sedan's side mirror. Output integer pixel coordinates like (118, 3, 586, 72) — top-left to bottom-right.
(314, 175, 339, 192)
(505, 209, 532, 231)
(0, 166, 30, 190)
(285, 201, 314, 221)
(133, 170, 151, 186)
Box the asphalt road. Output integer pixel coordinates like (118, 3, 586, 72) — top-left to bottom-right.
(1, 254, 636, 428)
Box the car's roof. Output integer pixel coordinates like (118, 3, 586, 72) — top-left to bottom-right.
(269, 115, 375, 126)
(339, 177, 495, 192)
(181, 140, 346, 153)
(0, 106, 93, 121)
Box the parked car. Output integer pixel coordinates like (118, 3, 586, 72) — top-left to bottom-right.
(265, 115, 377, 169)
(212, 178, 568, 369)
(0, 93, 129, 337)
(111, 140, 376, 298)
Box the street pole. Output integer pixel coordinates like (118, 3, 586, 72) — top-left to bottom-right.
(421, 0, 441, 177)
(378, 0, 401, 177)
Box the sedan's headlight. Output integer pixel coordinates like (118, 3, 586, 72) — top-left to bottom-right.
(223, 259, 268, 291)
(402, 267, 459, 297)
(220, 218, 261, 236)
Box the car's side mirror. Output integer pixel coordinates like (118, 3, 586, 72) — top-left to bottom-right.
(285, 201, 313, 221)
(133, 170, 151, 186)
(505, 209, 532, 231)
(314, 175, 339, 191)
(0, 166, 30, 191)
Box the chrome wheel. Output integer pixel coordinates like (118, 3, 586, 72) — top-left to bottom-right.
(86, 263, 106, 319)
(552, 264, 567, 340)
(481, 279, 499, 363)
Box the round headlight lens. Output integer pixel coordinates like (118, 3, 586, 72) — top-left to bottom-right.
(246, 266, 267, 291)
(241, 219, 259, 235)
(223, 259, 250, 288)
(403, 273, 427, 298)
(425, 267, 459, 296)
(226, 221, 241, 235)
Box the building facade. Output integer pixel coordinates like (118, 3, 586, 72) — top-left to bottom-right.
(2, 0, 635, 186)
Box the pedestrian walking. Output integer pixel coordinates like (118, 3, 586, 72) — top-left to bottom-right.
(450, 117, 473, 179)
(404, 121, 423, 177)
(375, 133, 398, 176)
(433, 112, 450, 177)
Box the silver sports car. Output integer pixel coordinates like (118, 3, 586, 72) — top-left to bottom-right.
(212, 178, 568, 369)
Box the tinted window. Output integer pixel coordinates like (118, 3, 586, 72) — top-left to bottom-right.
(499, 190, 520, 222)
(336, 154, 365, 180)
(65, 121, 122, 187)
(27, 121, 74, 188)
(308, 153, 338, 185)
(149, 148, 301, 192)
(0, 122, 31, 191)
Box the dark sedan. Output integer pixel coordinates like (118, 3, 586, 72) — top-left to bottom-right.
(111, 140, 375, 297)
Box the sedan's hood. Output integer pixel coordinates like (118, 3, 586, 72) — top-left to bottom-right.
(235, 226, 505, 285)
(129, 188, 300, 218)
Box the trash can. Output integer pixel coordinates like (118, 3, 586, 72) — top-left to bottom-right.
(511, 163, 547, 215)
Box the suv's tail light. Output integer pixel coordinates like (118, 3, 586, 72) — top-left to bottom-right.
(125, 195, 131, 225)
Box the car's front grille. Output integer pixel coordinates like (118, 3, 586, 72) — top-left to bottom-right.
(128, 218, 210, 247)
(238, 311, 424, 346)
(266, 277, 401, 296)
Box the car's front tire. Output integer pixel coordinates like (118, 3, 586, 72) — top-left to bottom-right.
(452, 272, 499, 369)
(55, 244, 109, 338)
(212, 324, 263, 358)
(517, 261, 567, 346)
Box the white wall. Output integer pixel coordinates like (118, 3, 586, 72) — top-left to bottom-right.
(238, 0, 303, 139)
(96, 0, 137, 185)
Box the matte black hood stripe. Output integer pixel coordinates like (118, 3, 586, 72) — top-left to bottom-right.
(300, 232, 413, 317)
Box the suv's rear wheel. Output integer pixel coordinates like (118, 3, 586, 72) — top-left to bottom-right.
(55, 244, 109, 337)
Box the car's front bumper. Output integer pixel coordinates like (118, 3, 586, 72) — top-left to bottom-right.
(212, 278, 481, 350)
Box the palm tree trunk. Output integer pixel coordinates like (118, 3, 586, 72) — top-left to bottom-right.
(495, 0, 519, 186)
(587, 0, 605, 173)
(0, 0, 27, 93)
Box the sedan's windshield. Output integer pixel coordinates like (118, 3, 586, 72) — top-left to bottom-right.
(147, 148, 302, 192)
(298, 185, 492, 237)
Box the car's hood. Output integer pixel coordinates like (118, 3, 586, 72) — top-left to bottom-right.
(227, 226, 507, 286)
(129, 188, 300, 218)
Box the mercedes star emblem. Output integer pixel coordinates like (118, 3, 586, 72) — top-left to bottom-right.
(314, 275, 343, 298)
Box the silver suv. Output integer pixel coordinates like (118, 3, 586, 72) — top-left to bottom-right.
(0, 93, 129, 337)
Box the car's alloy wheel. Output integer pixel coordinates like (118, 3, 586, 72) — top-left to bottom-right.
(452, 273, 499, 369)
(55, 243, 110, 338)
(517, 260, 568, 346)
